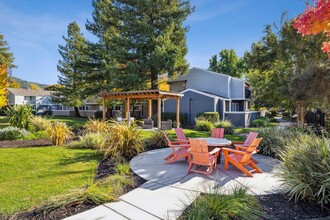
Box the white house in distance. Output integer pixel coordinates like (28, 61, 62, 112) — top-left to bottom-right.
(6, 88, 101, 117)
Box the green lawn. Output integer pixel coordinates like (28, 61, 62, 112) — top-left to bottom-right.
(0, 146, 102, 216)
(47, 116, 88, 129)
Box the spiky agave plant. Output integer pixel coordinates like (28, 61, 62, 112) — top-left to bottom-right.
(47, 122, 73, 146)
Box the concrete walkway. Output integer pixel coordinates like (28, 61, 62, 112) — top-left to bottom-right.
(65, 148, 282, 220)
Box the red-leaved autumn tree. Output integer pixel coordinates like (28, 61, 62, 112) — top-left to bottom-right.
(293, 0, 330, 57)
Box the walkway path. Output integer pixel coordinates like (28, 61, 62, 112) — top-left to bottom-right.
(65, 148, 282, 220)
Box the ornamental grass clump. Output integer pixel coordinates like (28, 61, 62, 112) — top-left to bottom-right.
(277, 134, 330, 207)
(5, 105, 33, 129)
(84, 118, 110, 133)
(194, 120, 213, 131)
(180, 187, 262, 220)
(257, 127, 301, 158)
(30, 116, 52, 131)
(147, 130, 168, 149)
(102, 121, 144, 158)
(67, 132, 108, 150)
(47, 122, 73, 146)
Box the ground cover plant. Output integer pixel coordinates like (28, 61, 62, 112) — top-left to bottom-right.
(277, 133, 330, 207)
(0, 126, 30, 140)
(0, 146, 102, 216)
(180, 187, 262, 220)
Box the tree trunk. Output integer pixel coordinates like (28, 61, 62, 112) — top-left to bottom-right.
(106, 107, 112, 119)
(150, 66, 158, 90)
(296, 101, 306, 128)
(74, 106, 81, 117)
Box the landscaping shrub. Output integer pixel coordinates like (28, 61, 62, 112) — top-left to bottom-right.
(84, 118, 109, 133)
(47, 122, 73, 146)
(67, 132, 108, 150)
(102, 121, 145, 158)
(24, 130, 49, 140)
(94, 110, 103, 119)
(257, 127, 302, 158)
(194, 120, 213, 131)
(0, 126, 30, 140)
(152, 112, 188, 127)
(195, 112, 219, 124)
(215, 120, 235, 134)
(146, 130, 168, 149)
(180, 187, 262, 220)
(5, 105, 33, 129)
(277, 134, 330, 207)
(250, 117, 269, 128)
(30, 116, 52, 131)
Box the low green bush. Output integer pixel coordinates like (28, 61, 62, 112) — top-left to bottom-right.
(195, 112, 219, 124)
(250, 117, 269, 128)
(194, 120, 213, 131)
(5, 105, 33, 129)
(24, 130, 49, 140)
(215, 120, 235, 134)
(146, 130, 168, 149)
(278, 134, 330, 207)
(0, 126, 30, 140)
(180, 187, 262, 220)
(257, 127, 302, 158)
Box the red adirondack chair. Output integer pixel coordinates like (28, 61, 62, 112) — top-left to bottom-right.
(232, 131, 259, 163)
(222, 138, 263, 177)
(174, 128, 189, 143)
(163, 132, 190, 164)
(211, 128, 225, 138)
(188, 138, 220, 176)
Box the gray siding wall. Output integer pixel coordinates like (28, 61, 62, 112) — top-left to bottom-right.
(164, 91, 216, 125)
(230, 78, 244, 98)
(225, 111, 260, 127)
(170, 81, 186, 92)
(185, 68, 229, 97)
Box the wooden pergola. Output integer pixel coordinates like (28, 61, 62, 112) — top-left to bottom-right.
(99, 90, 183, 129)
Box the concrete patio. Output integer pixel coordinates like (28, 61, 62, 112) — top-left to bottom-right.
(65, 148, 283, 220)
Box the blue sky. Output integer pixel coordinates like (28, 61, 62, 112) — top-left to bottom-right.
(0, 0, 307, 85)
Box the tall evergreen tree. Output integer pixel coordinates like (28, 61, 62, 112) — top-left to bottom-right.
(0, 34, 16, 108)
(208, 49, 246, 78)
(86, 0, 193, 90)
(55, 22, 87, 117)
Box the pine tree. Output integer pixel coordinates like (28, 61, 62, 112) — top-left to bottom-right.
(55, 22, 87, 117)
(0, 34, 16, 108)
(86, 0, 193, 90)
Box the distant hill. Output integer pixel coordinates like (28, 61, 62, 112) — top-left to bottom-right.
(9, 76, 48, 89)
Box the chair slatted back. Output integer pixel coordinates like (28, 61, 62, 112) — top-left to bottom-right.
(189, 138, 211, 165)
(243, 132, 259, 146)
(174, 128, 187, 140)
(211, 128, 225, 139)
(241, 138, 263, 164)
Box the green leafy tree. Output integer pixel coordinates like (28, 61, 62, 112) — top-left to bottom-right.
(86, 0, 193, 90)
(55, 22, 88, 117)
(208, 49, 246, 78)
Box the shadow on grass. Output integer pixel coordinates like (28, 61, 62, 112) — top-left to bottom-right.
(58, 151, 103, 166)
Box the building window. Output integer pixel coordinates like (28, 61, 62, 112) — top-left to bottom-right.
(231, 102, 239, 112)
(225, 101, 230, 111)
(114, 105, 122, 111)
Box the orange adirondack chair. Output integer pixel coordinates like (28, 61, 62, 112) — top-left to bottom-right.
(222, 138, 263, 177)
(163, 132, 191, 164)
(211, 128, 225, 138)
(188, 138, 221, 176)
(174, 128, 189, 143)
(233, 132, 259, 164)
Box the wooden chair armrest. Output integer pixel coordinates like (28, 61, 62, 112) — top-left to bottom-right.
(209, 148, 221, 155)
(170, 144, 190, 148)
(174, 139, 189, 143)
(231, 141, 244, 144)
(234, 145, 248, 150)
(172, 140, 189, 145)
(222, 147, 245, 155)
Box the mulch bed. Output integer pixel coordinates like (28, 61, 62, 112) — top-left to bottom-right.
(258, 194, 330, 220)
(1, 157, 146, 220)
(0, 138, 52, 148)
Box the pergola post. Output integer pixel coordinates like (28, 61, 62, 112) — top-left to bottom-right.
(176, 98, 180, 128)
(157, 98, 161, 129)
(125, 98, 130, 122)
(102, 96, 106, 120)
(148, 99, 152, 119)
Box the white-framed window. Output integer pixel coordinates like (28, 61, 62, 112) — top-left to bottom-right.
(114, 105, 122, 110)
(231, 102, 239, 112)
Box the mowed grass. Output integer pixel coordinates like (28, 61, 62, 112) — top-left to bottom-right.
(0, 146, 102, 215)
(47, 116, 88, 129)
